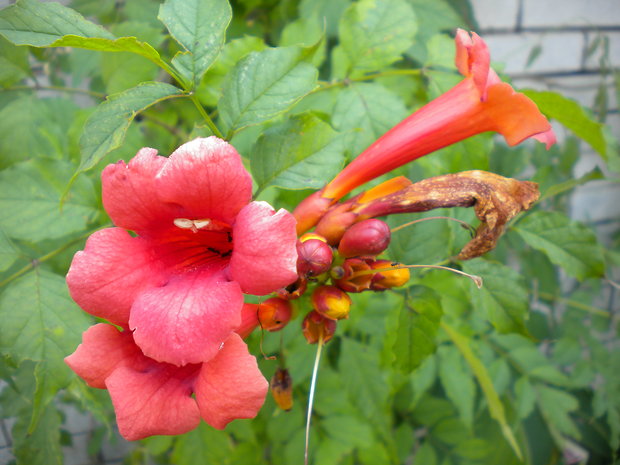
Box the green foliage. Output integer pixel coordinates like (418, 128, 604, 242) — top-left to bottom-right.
(0, 0, 617, 464)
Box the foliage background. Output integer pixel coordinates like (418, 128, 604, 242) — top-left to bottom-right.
(0, 0, 618, 464)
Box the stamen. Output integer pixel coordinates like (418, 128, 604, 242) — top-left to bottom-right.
(173, 218, 197, 232)
(355, 263, 484, 288)
(391, 215, 476, 236)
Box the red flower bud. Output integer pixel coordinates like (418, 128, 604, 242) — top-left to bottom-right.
(311, 285, 352, 320)
(296, 239, 334, 277)
(276, 277, 308, 300)
(370, 260, 410, 290)
(333, 258, 373, 293)
(270, 367, 293, 411)
(302, 311, 337, 344)
(258, 298, 292, 331)
(338, 219, 391, 258)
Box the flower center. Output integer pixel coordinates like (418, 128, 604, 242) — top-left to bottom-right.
(155, 218, 234, 272)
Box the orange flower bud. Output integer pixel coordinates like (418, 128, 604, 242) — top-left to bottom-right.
(338, 219, 391, 258)
(302, 311, 337, 344)
(270, 367, 293, 411)
(311, 285, 352, 320)
(333, 258, 373, 293)
(370, 260, 410, 290)
(296, 239, 333, 277)
(258, 298, 292, 331)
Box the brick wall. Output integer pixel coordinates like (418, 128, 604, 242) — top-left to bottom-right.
(470, 0, 620, 235)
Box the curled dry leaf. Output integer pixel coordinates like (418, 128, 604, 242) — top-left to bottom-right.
(347, 170, 539, 260)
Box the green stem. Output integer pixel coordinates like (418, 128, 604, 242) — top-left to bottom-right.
(304, 332, 324, 465)
(1, 84, 106, 99)
(314, 68, 423, 93)
(0, 227, 106, 289)
(189, 94, 224, 139)
(536, 291, 610, 318)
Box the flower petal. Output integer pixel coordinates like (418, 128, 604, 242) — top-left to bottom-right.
(129, 269, 243, 366)
(156, 137, 252, 225)
(195, 333, 268, 429)
(66, 228, 166, 327)
(102, 148, 180, 233)
(455, 29, 490, 98)
(65, 324, 142, 389)
(229, 201, 298, 295)
(106, 362, 201, 441)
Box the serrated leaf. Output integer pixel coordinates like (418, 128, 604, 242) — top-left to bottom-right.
(536, 385, 580, 439)
(339, 338, 389, 423)
(218, 45, 318, 136)
(331, 82, 408, 156)
(438, 345, 475, 428)
(0, 35, 30, 87)
(540, 167, 604, 200)
(393, 287, 442, 373)
(0, 270, 91, 430)
(251, 113, 346, 193)
(462, 259, 529, 335)
(12, 403, 63, 465)
(514, 211, 605, 281)
(514, 377, 536, 419)
(171, 422, 232, 465)
(443, 322, 523, 460)
(523, 90, 608, 158)
(322, 414, 374, 448)
(335, 0, 417, 77)
(79, 81, 183, 172)
(0, 227, 20, 272)
(0, 159, 98, 242)
(0, 0, 114, 45)
(158, 0, 231, 86)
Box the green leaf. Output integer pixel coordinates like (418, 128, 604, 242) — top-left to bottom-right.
(334, 0, 417, 77)
(12, 404, 63, 465)
(158, 0, 232, 86)
(514, 376, 536, 419)
(218, 45, 318, 136)
(0, 0, 114, 45)
(462, 259, 529, 335)
(322, 414, 374, 448)
(540, 167, 604, 200)
(443, 322, 523, 460)
(251, 113, 346, 193)
(171, 422, 233, 465)
(339, 337, 390, 423)
(513, 211, 605, 281)
(0, 159, 98, 242)
(393, 287, 442, 373)
(437, 345, 476, 428)
(331, 82, 408, 157)
(523, 90, 608, 158)
(0, 35, 30, 87)
(0, 96, 79, 168)
(0, 270, 91, 430)
(79, 81, 183, 173)
(536, 385, 580, 438)
(0, 227, 20, 272)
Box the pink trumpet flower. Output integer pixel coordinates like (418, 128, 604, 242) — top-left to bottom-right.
(66, 137, 298, 367)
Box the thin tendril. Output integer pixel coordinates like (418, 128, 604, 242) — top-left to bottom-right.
(355, 264, 484, 288)
(305, 332, 324, 465)
(391, 216, 476, 236)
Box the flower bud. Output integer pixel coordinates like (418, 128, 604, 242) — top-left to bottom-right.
(311, 285, 352, 320)
(333, 258, 372, 293)
(270, 367, 293, 411)
(338, 219, 391, 258)
(296, 239, 333, 277)
(370, 260, 410, 290)
(302, 311, 337, 344)
(276, 277, 307, 300)
(258, 298, 292, 331)
(236, 303, 260, 338)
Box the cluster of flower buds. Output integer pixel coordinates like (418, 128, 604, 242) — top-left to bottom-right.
(290, 218, 411, 344)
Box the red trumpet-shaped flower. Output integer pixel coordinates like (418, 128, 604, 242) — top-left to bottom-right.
(67, 137, 298, 367)
(65, 322, 267, 441)
(294, 29, 555, 233)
